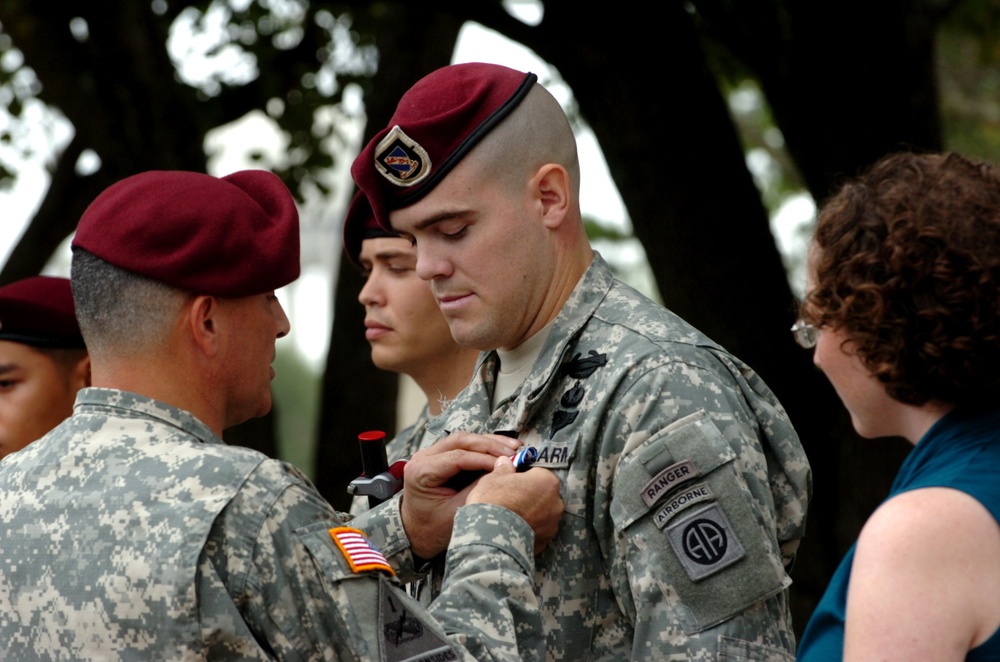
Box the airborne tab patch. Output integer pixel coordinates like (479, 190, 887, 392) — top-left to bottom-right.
(665, 503, 745, 582)
(329, 527, 395, 576)
(374, 126, 431, 187)
(653, 482, 714, 529)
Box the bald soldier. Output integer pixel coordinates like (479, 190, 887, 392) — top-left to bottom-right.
(349, 63, 812, 660)
(0, 170, 562, 660)
(0, 276, 89, 460)
(344, 192, 479, 464)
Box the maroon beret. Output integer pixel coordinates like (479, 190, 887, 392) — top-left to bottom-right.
(0, 276, 84, 348)
(342, 191, 400, 267)
(351, 63, 536, 231)
(72, 170, 300, 297)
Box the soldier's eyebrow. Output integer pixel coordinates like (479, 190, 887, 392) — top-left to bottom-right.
(0, 363, 18, 376)
(374, 248, 416, 262)
(412, 209, 475, 231)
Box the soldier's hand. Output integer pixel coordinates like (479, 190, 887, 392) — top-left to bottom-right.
(400, 431, 520, 559)
(468, 456, 564, 554)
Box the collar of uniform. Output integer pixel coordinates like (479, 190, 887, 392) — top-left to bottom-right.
(425, 251, 610, 438)
(73, 387, 222, 446)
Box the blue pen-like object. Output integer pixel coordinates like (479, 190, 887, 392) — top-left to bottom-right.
(512, 446, 538, 472)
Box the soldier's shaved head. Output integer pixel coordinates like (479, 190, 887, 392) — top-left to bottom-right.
(470, 83, 581, 202)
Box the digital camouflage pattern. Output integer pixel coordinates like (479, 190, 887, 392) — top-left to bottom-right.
(0, 388, 545, 661)
(356, 254, 812, 661)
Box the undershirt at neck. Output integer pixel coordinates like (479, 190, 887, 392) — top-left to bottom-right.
(492, 324, 553, 409)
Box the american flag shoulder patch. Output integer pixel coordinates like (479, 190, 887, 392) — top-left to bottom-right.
(329, 527, 395, 576)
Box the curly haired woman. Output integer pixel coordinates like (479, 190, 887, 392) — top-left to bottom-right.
(796, 152, 1000, 661)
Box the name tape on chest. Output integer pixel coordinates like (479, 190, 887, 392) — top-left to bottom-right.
(531, 441, 574, 469)
(329, 527, 395, 576)
(665, 503, 745, 582)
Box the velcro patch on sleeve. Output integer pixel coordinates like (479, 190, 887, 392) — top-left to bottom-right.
(380, 578, 460, 662)
(329, 527, 395, 576)
(665, 503, 745, 582)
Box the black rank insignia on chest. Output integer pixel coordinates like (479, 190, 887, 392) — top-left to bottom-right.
(550, 350, 608, 438)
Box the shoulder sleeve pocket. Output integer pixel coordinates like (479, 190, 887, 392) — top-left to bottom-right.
(297, 522, 461, 662)
(611, 411, 789, 633)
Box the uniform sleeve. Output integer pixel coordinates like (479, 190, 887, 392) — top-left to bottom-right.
(216, 460, 542, 661)
(348, 494, 426, 583)
(601, 357, 806, 659)
(430, 504, 545, 662)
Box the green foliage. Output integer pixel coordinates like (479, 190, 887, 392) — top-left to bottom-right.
(582, 215, 629, 242)
(272, 343, 321, 478)
(937, 0, 1000, 160)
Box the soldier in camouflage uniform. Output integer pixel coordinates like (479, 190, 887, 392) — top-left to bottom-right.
(343, 194, 482, 607)
(343, 192, 479, 479)
(348, 63, 813, 660)
(0, 170, 563, 661)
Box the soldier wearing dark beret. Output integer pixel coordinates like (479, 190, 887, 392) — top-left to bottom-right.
(0, 169, 562, 660)
(349, 62, 812, 660)
(344, 192, 479, 525)
(0, 275, 89, 460)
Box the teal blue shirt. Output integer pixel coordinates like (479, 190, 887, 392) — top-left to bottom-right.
(798, 406, 1000, 660)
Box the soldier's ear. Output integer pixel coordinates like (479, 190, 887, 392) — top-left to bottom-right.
(188, 295, 222, 358)
(533, 163, 571, 230)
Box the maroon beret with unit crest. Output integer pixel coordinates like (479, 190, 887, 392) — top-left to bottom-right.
(72, 170, 300, 297)
(342, 191, 400, 267)
(0, 276, 84, 348)
(350, 62, 536, 232)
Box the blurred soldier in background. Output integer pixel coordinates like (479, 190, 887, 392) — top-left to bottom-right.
(0, 275, 89, 461)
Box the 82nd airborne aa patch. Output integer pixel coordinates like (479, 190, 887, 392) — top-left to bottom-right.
(665, 503, 745, 582)
(374, 126, 432, 187)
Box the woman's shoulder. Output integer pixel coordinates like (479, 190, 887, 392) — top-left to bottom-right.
(846, 487, 1000, 658)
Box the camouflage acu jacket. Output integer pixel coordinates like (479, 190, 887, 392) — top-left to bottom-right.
(356, 254, 812, 661)
(0, 388, 544, 661)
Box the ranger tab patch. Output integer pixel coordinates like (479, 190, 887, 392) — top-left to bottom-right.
(665, 503, 745, 582)
(374, 126, 431, 187)
(329, 527, 395, 576)
(640, 459, 700, 507)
